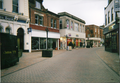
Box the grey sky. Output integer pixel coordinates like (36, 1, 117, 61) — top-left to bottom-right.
(43, 0, 108, 26)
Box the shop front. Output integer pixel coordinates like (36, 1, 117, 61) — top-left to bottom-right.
(31, 29, 60, 51)
(104, 24, 119, 53)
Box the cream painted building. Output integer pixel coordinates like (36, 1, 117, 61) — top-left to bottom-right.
(58, 12, 86, 49)
(0, 0, 30, 52)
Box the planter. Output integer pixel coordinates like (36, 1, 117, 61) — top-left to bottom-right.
(42, 50, 53, 57)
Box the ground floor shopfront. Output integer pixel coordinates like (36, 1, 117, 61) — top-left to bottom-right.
(31, 29, 60, 51)
(104, 24, 119, 53)
(59, 37, 85, 49)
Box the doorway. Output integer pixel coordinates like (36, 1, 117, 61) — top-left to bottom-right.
(17, 28, 24, 51)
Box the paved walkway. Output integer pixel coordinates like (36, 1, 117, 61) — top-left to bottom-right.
(96, 47, 120, 76)
(1, 47, 120, 77)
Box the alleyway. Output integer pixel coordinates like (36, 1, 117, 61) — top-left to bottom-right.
(1, 47, 120, 82)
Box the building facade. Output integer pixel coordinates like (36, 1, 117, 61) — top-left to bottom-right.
(104, 0, 119, 53)
(85, 25, 104, 47)
(29, 0, 60, 52)
(58, 12, 86, 49)
(0, 0, 30, 52)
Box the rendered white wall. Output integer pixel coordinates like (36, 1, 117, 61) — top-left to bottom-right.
(32, 29, 60, 39)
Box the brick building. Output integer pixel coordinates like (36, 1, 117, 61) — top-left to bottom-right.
(85, 25, 104, 47)
(29, 0, 60, 52)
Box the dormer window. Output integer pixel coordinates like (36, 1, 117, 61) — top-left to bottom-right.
(36, 1, 41, 9)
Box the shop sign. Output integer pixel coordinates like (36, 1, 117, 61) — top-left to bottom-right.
(76, 34, 79, 37)
(0, 15, 14, 21)
(68, 33, 71, 36)
(109, 24, 115, 30)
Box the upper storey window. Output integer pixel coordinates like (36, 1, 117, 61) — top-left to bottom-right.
(36, 1, 41, 9)
(0, 0, 3, 9)
(13, 0, 18, 13)
(66, 20, 69, 29)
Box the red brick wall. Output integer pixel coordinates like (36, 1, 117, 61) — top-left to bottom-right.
(85, 25, 101, 38)
(30, 24, 59, 33)
(29, 7, 59, 33)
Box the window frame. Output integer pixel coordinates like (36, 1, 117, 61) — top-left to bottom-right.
(54, 20, 56, 29)
(0, 0, 3, 9)
(59, 19, 62, 29)
(51, 18, 53, 28)
(12, 0, 19, 13)
(39, 16, 43, 26)
(35, 1, 41, 9)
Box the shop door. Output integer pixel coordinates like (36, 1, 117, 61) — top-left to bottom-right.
(112, 35, 117, 52)
(17, 28, 24, 51)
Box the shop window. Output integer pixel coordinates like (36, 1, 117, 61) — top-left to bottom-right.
(32, 37, 39, 50)
(51, 18, 53, 28)
(0, 26, 3, 32)
(13, 0, 18, 13)
(54, 20, 56, 29)
(59, 20, 62, 29)
(40, 38, 46, 49)
(36, 1, 41, 9)
(0, 0, 3, 9)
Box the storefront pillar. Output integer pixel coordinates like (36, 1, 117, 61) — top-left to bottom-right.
(29, 32, 31, 52)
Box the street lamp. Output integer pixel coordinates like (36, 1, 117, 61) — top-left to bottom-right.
(45, 27, 49, 50)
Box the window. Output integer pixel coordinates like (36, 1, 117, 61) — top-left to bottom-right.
(71, 21, 73, 30)
(105, 14, 107, 25)
(0, 26, 3, 32)
(32, 37, 39, 50)
(98, 29, 99, 34)
(13, 0, 18, 13)
(35, 15, 39, 25)
(108, 11, 110, 24)
(111, 8, 114, 21)
(95, 27, 97, 32)
(75, 23, 78, 31)
(80, 24, 81, 32)
(54, 20, 56, 29)
(36, 1, 41, 9)
(82, 25, 84, 33)
(66, 20, 69, 29)
(35, 15, 43, 25)
(0, 0, 3, 9)
(6, 27, 10, 34)
(39, 16, 43, 26)
(59, 20, 62, 29)
(51, 19, 53, 28)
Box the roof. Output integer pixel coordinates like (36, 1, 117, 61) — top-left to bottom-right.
(58, 12, 86, 24)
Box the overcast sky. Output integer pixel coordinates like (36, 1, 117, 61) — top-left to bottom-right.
(43, 0, 108, 26)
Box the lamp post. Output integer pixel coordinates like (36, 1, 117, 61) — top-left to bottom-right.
(45, 27, 49, 50)
(65, 35, 68, 50)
